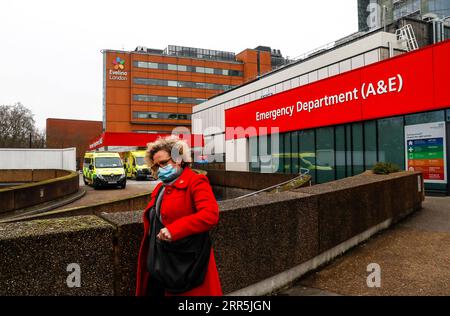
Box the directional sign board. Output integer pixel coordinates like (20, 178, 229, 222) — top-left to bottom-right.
(405, 121, 447, 184)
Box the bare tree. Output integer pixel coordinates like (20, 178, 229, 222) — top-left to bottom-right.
(0, 102, 46, 148)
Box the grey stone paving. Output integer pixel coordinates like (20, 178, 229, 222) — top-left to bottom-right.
(279, 196, 450, 296)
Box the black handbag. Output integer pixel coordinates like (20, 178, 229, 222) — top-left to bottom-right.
(147, 186, 212, 294)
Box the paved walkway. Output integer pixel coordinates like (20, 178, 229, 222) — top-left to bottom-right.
(52, 174, 158, 211)
(279, 196, 450, 296)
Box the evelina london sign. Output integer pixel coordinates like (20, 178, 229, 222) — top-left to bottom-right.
(256, 74, 403, 122)
(109, 57, 128, 81)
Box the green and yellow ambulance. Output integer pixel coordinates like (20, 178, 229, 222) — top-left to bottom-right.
(82, 152, 126, 189)
(123, 150, 154, 180)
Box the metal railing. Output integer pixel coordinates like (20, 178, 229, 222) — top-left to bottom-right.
(232, 168, 311, 201)
(395, 24, 419, 51)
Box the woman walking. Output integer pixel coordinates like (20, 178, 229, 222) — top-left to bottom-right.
(135, 136, 222, 296)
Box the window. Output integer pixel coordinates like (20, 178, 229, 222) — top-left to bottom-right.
(352, 123, 364, 175)
(133, 111, 191, 120)
(95, 157, 123, 168)
(378, 117, 405, 170)
(229, 70, 242, 76)
(249, 136, 259, 172)
(133, 112, 157, 119)
(133, 77, 235, 91)
(291, 131, 300, 174)
(136, 157, 145, 166)
(335, 125, 346, 179)
(316, 127, 335, 183)
(299, 130, 316, 183)
(283, 133, 292, 173)
(393, 0, 421, 20)
(428, 0, 450, 17)
(164, 45, 237, 62)
(405, 110, 445, 125)
(133, 61, 241, 77)
(168, 64, 177, 71)
(273, 133, 284, 173)
(133, 130, 169, 134)
(345, 125, 352, 177)
(364, 121, 377, 169)
(133, 61, 158, 69)
(259, 135, 272, 173)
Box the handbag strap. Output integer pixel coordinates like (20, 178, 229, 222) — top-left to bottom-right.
(154, 184, 165, 220)
(148, 184, 165, 237)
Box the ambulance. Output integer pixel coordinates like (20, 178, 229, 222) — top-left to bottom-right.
(123, 150, 154, 180)
(82, 152, 126, 189)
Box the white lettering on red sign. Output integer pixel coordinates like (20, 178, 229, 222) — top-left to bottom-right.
(89, 137, 103, 149)
(361, 74, 403, 99)
(255, 74, 403, 122)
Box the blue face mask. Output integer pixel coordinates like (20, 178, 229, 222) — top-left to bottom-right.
(157, 164, 182, 183)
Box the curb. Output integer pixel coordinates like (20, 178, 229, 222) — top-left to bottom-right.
(0, 189, 86, 223)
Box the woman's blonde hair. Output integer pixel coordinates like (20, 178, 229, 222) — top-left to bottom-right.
(145, 135, 192, 176)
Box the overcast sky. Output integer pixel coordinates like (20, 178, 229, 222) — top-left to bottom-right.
(0, 0, 357, 130)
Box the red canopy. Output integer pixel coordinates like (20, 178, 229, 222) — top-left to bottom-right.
(88, 132, 204, 150)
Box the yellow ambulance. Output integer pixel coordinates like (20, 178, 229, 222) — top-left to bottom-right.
(82, 152, 126, 189)
(123, 150, 154, 180)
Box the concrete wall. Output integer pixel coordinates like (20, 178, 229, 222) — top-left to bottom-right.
(0, 169, 69, 183)
(0, 216, 115, 295)
(296, 172, 424, 253)
(0, 171, 423, 295)
(0, 148, 76, 171)
(0, 170, 79, 214)
(7, 193, 150, 223)
(211, 186, 254, 201)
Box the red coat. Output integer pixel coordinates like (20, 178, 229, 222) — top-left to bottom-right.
(135, 167, 223, 296)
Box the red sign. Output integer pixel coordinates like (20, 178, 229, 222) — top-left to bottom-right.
(88, 132, 204, 150)
(225, 39, 450, 140)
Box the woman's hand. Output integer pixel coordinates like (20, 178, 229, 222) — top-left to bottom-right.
(157, 228, 172, 242)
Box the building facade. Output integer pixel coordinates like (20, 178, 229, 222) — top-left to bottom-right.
(192, 31, 450, 194)
(46, 118, 103, 170)
(358, 0, 450, 32)
(192, 31, 407, 165)
(103, 45, 287, 135)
